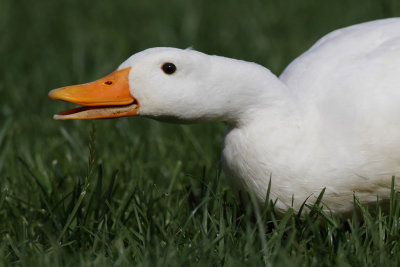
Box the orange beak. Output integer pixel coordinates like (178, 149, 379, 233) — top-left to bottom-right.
(48, 67, 139, 120)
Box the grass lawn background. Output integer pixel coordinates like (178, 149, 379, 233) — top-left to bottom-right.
(1, 0, 400, 265)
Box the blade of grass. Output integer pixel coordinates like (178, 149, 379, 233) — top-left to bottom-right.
(58, 123, 96, 242)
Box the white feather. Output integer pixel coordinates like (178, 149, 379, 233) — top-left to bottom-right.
(118, 18, 400, 215)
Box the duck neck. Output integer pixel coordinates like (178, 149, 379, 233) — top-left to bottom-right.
(218, 63, 297, 130)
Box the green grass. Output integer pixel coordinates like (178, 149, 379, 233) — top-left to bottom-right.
(1, 0, 400, 265)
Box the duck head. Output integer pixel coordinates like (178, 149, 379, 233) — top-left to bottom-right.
(49, 47, 286, 124)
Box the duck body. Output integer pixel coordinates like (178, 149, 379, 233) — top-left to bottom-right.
(49, 18, 400, 216)
(224, 18, 400, 215)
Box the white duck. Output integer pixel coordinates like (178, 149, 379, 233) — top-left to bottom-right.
(49, 18, 400, 216)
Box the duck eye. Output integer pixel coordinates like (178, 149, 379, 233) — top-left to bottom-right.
(161, 63, 176, 75)
(104, 81, 113, 85)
